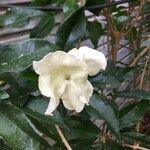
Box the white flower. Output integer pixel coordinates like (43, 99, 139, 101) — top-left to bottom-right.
(68, 46, 107, 75)
(33, 47, 107, 115)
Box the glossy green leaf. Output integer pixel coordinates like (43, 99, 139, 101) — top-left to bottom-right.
(0, 73, 29, 106)
(0, 39, 60, 73)
(87, 20, 103, 47)
(63, 0, 79, 18)
(85, 0, 105, 15)
(122, 132, 150, 146)
(89, 62, 134, 89)
(120, 101, 149, 129)
(70, 138, 96, 150)
(115, 89, 150, 100)
(56, 8, 86, 51)
(0, 7, 43, 27)
(28, 116, 57, 142)
(24, 97, 64, 125)
(30, 14, 54, 38)
(23, 107, 64, 125)
(26, 97, 48, 114)
(25, 97, 63, 142)
(0, 103, 50, 147)
(31, 0, 55, 6)
(86, 92, 120, 137)
(0, 90, 9, 100)
(63, 116, 100, 139)
(0, 113, 37, 150)
(0, 138, 11, 150)
(97, 142, 124, 150)
(21, 68, 38, 81)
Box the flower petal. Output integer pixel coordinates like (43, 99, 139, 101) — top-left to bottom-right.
(62, 80, 86, 112)
(68, 46, 107, 76)
(38, 75, 53, 97)
(83, 80, 93, 104)
(33, 51, 86, 75)
(45, 98, 59, 115)
(68, 48, 83, 60)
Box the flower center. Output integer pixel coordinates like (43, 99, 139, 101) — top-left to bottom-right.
(65, 74, 71, 80)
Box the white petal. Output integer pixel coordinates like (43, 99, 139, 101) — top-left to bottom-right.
(68, 46, 107, 76)
(62, 80, 85, 112)
(55, 80, 68, 98)
(78, 46, 107, 75)
(84, 81, 93, 104)
(68, 48, 83, 60)
(33, 51, 86, 75)
(45, 98, 59, 115)
(38, 75, 53, 97)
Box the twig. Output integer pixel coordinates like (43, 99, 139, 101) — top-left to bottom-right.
(55, 125, 72, 150)
(0, 0, 130, 11)
(133, 49, 150, 150)
(130, 46, 150, 67)
(103, 0, 121, 61)
(123, 143, 149, 150)
(139, 49, 150, 89)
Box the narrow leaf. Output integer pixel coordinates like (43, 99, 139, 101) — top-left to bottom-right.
(87, 21, 103, 47)
(0, 90, 9, 100)
(63, 0, 79, 18)
(56, 8, 86, 51)
(30, 14, 54, 38)
(0, 39, 60, 73)
(122, 132, 150, 145)
(115, 89, 150, 100)
(0, 103, 50, 147)
(0, 7, 43, 27)
(120, 101, 149, 129)
(86, 92, 120, 137)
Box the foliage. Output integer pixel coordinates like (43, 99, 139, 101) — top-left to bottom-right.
(0, 0, 149, 149)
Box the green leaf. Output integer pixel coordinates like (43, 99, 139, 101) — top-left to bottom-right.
(0, 73, 29, 106)
(24, 97, 64, 125)
(21, 68, 38, 81)
(0, 113, 47, 150)
(89, 72, 107, 89)
(23, 107, 64, 125)
(0, 39, 60, 73)
(87, 21, 103, 47)
(0, 90, 9, 100)
(95, 141, 123, 150)
(31, 0, 55, 6)
(119, 101, 149, 129)
(0, 138, 11, 150)
(63, 116, 100, 139)
(30, 14, 54, 38)
(85, 0, 105, 15)
(0, 102, 50, 147)
(86, 92, 120, 137)
(63, 0, 79, 18)
(122, 132, 150, 146)
(25, 97, 63, 142)
(56, 8, 86, 51)
(89, 62, 134, 89)
(70, 138, 96, 150)
(26, 97, 48, 114)
(27, 116, 57, 142)
(115, 89, 150, 100)
(0, 7, 43, 27)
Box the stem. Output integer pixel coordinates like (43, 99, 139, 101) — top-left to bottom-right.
(139, 49, 150, 89)
(55, 125, 72, 150)
(123, 143, 149, 150)
(130, 46, 150, 67)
